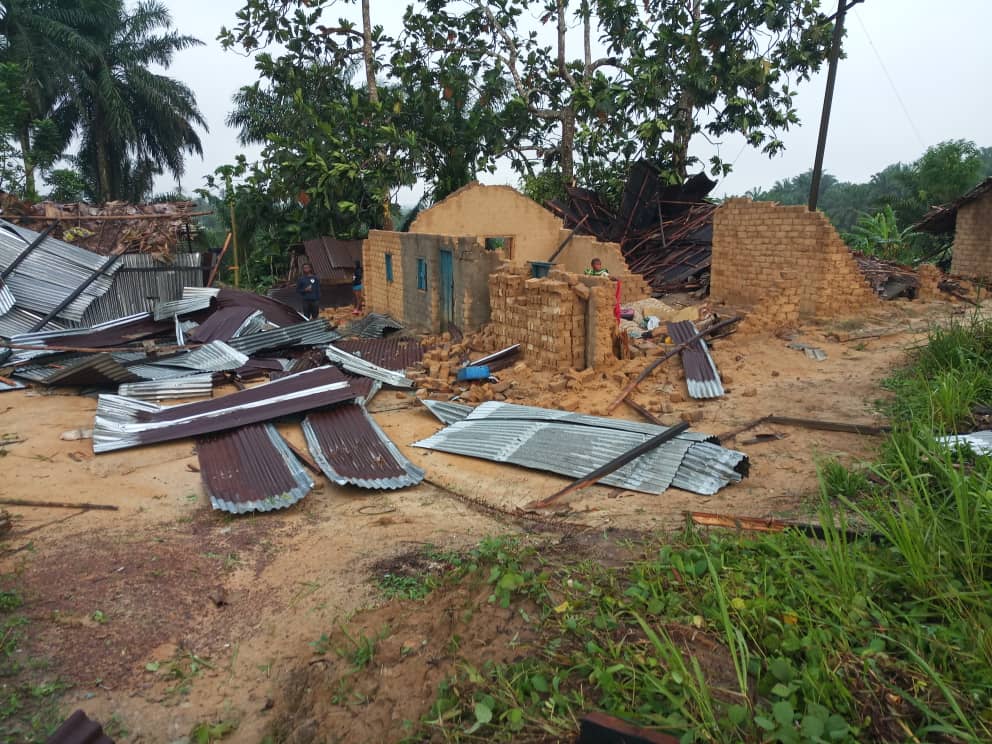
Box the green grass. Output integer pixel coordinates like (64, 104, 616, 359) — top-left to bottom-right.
(384, 316, 992, 742)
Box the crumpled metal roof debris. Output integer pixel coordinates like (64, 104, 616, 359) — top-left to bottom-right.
(344, 312, 404, 338)
(303, 404, 424, 489)
(149, 340, 248, 372)
(187, 307, 263, 343)
(668, 320, 724, 399)
(0, 220, 122, 323)
(937, 430, 992, 455)
(227, 319, 340, 356)
(197, 423, 313, 513)
(325, 344, 414, 388)
(415, 401, 747, 496)
(93, 366, 356, 452)
(43, 354, 143, 386)
(79, 253, 205, 327)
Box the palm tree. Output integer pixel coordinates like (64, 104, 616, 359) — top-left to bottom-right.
(62, 0, 207, 202)
(0, 0, 115, 196)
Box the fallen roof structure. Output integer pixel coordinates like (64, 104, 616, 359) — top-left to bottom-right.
(303, 404, 424, 489)
(0, 220, 122, 323)
(667, 320, 724, 399)
(343, 312, 404, 339)
(548, 162, 717, 294)
(415, 401, 747, 496)
(93, 366, 356, 452)
(197, 423, 314, 513)
(914, 177, 992, 234)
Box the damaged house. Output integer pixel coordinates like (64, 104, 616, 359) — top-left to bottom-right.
(914, 177, 992, 281)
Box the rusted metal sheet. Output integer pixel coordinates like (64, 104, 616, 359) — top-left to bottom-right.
(215, 287, 304, 327)
(303, 237, 363, 277)
(303, 403, 424, 489)
(667, 320, 723, 399)
(331, 337, 423, 371)
(187, 306, 258, 343)
(197, 423, 313, 513)
(93, 366, 357, 452)
(46, 709, 115, 744)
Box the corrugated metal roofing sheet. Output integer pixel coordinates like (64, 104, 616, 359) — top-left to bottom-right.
(9, 312, 165, 350)
(118, 374, 213, 401)
(0, 307, 66, 336)
(0, 377, 27, 392)
(414, 402, 746, 496)
(668, 320, 724, 399)
(187, 307, 257, 343)
(76, 253, 204, 327)
(197, 423, 313, 513)
(421, 399, 473, 425)
(214, 288, 304, 328)
(344, 313, 404, 338)
(331, 337, 424, 371)
(0, 282, 13, 315)
(93, 366, 357, 452)
(303, 236, 363, 275)
(152, 295, 213, 321)
(0, 220, 121, 323)
(43, 354, 143, 386)
(303, 404, 424, 489)
(227, 319, 340, 356)
(325, 344, 413, 388)
(149, 340, 248, 372)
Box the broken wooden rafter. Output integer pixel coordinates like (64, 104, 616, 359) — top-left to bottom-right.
(686, 510, 883, 544)
(607, 315, 741, 414)
(0, 498, 118, 511)
(527, 421, 690, 509)
(717, 415, 891, 443)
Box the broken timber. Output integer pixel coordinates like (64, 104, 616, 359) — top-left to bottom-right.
(528, 421, 690, 509)
(607, 315, 741, 413)
(686, 510, 884, 544)
(717, 415, 890, 443)
(0, 498, 118, 511)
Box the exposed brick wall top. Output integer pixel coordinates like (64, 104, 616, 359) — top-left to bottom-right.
(712, 198, 879, 324)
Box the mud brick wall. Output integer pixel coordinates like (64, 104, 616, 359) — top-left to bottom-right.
(363, 231, 500, 333)
(559, 231, 653, 303)
(362, 231, 406, 319)
(487, 266, 617, 370)
(712, 199, 879, 320)
(950, 196, 992, 280)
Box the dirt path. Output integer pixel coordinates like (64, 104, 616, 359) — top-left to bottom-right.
(0, 297, 968, 742)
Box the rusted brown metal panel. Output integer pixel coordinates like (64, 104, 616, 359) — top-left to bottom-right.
(93, 366, 358, 452)
(197, 423, 312, 513)
(303, 403, 424, 489)
(187, 306, 255, 343)
(331, 337, 424, 371)
(46, 709, 115, 744)
(667, 320, 723, 399)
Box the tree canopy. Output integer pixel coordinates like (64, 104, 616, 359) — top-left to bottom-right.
(0, 0, 206, 201)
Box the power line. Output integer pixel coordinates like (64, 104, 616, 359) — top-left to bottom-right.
(853, 7, 926, 149)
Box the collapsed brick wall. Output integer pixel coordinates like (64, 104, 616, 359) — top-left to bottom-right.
(950, 195, 992, 280)
(559, 231, 654, 303)
(486, 265, 616, 370)
(712, 199, 879, 327)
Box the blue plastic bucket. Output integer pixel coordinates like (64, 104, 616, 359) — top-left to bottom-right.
(529, 261, 553, 278)
(456, 365, 491, 381)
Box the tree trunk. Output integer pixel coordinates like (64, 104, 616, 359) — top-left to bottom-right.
(671, 0, 702, 181)
(561, 105, 575, 186)
(18, 127, 35, 198)
(362, 0, 379, 104)
(95, 133, 111, 202)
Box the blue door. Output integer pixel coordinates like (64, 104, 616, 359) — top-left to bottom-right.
(439, 250, 454, 329)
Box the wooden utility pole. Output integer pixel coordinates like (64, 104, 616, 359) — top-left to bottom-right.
(229, 201, 240, 288)
(808, 0, 848, 211)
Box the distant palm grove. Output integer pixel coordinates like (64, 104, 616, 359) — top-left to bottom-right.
(0, 0, 205, 202)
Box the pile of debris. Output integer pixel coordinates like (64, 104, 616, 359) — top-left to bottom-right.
(0, 195, 208, 256)
(548, 161, 717, 295)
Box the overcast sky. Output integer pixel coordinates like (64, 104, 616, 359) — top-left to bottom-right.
(158, 0, 992, 203)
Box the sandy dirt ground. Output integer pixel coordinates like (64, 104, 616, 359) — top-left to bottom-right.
(0, 296, 971, 742)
